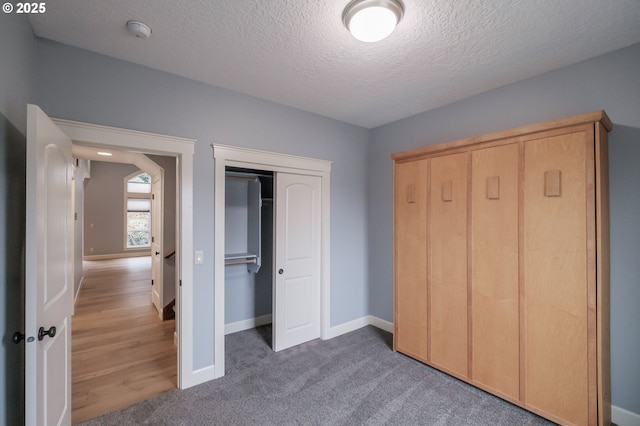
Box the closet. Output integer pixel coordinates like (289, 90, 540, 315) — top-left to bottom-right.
(392, 111, 611, 426)
(224, 167, 274, 331)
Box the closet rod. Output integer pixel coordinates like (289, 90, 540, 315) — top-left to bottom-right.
(226, 171, 273, 179)
(225, 175, 258, 182)
(225, 258, 257, 266)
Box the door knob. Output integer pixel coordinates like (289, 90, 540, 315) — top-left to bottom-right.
(38, 326, 56, 341)
(278, 269, 284, 275)
(156, 251, 160, 255)
(12, 332, 25, 344)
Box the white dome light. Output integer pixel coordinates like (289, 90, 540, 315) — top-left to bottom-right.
(343, 0, 404, 43)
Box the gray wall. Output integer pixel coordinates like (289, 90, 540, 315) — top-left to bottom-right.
(35, 38, 371, 370)
(0, 13, 35, 426)
(369, 43, 640, 414)
(84, 161, 147, 256)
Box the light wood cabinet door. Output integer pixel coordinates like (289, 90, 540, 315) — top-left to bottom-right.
(429, 152, 468, 377)
(392, 112, 610, 426)
(470, 143, 520, 401)
(523, 129, 595, 425)
(394, 159, 428, 360)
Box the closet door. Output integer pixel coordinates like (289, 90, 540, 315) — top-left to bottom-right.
(394, 159, 428, 361)
(523, 129, 594, 425)
(273, 173, 321, 352)
(470, 143, 519, 400)
(429, 152, 468, 377)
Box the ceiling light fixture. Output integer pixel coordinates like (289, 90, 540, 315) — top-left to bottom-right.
(97, 151, 113, 156)
(343, 0, 404, 43)
(126, 20, 152, 40)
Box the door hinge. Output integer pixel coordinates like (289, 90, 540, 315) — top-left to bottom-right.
(179, 279, 182, 287)
(152, 194, 155, 200)
(152, 236, 155, 243)
(151, 279, 154, 286)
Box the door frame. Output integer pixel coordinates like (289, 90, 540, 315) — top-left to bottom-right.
(213, 144, 331, 378)
(51, 118, 200, 389)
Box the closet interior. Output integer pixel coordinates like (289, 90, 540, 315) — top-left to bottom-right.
(224, 167, 274, 335)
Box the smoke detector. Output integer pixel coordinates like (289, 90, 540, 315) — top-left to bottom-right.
(126, 20, 152, 40)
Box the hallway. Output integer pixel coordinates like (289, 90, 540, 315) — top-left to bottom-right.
(72, 256, 176, 424)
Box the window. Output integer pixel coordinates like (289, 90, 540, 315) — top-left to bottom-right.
(125, 172, 151, 248)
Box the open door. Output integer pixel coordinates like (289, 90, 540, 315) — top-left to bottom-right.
(25, 104, 73, 425)
(150, 169, 164, 315)
(273, 173, 321, 352)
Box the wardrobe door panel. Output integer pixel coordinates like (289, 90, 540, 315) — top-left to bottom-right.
(394, 159, 428, 360)
(524, 131, 590, 425)
(429, 152, 468, 377)
(471, 143, 520, 400)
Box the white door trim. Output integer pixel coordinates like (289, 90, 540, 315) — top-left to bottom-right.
(51, 118, 200, 389)
(213, 144, 331, 378)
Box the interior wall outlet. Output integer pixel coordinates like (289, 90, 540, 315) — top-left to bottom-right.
(195, 250, 204, 264)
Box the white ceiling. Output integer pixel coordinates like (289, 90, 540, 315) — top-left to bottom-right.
(29, 0, 640, 129)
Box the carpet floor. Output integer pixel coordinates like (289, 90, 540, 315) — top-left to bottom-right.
(78, 325, 553, 425)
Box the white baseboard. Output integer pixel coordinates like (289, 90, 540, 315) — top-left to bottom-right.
(324, 316, 369, 339)
(225, 314, 272, 335)
(613, 405, 640, 426)
(222, 314, 393, 340)
(367, 315, 394, 333)
(83, 251, 149, 261)
(324, 315, 394, 340)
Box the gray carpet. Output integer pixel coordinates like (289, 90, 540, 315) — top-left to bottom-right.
(78, 325, 553, 425)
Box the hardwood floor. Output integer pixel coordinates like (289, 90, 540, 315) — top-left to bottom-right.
(72, 256, 176, 424)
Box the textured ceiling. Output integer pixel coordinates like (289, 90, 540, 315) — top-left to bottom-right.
(29, 0, 640, 128)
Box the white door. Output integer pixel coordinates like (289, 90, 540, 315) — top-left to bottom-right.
(25, 104, 73, 425)
(273, 173, 321, 352)
(151, 169, 164, 316)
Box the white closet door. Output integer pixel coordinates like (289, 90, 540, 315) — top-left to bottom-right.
(273, 173, 321, 352)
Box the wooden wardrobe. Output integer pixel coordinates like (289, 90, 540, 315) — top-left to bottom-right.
(392, 111, 611, 426)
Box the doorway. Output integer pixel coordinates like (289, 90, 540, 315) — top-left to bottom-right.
(70, 154, 177, 421)
(25, 107, 199, 423)
(224, 168, 274, 346)
(51, 117, 198, 389)
(213, 144, 331, 378)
